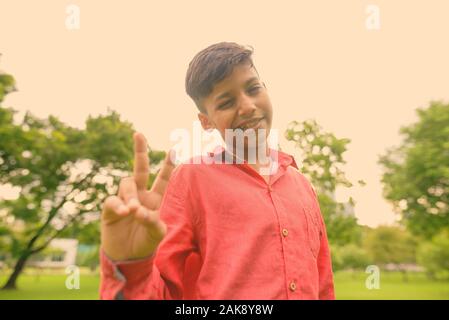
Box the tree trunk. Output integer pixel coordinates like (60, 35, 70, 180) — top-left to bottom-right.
(1, 175, 92, 290)
(2, 252, 30, 290)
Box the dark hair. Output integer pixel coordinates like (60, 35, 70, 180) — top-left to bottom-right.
(185, 42, 256, 113)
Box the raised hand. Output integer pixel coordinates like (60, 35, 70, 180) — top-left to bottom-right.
(101, 132, 176, 261)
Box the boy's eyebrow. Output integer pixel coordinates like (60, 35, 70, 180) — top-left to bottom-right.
(214, 77, 260, 101)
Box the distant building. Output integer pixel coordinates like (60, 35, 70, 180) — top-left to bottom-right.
(28, 238, 78, 268)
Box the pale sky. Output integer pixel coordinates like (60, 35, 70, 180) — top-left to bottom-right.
(1, 0, 448, 227)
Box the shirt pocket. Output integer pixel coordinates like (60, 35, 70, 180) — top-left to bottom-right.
(303, 205, 322, 259)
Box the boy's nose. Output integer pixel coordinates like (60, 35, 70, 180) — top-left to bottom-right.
(237, 96, 257, 116)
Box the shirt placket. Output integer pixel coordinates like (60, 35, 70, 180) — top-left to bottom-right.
(235, 156, 300, 299)
(267, 184, 299, 299)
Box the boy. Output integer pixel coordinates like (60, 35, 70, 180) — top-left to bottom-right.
(100, 42, 335, 299)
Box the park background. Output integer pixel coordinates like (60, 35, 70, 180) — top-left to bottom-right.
(0, 0, 448, 299)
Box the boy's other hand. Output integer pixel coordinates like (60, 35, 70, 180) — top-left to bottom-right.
(101, 132, 176, 261)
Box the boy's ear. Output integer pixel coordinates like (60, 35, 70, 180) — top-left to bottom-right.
(198, 112, 214, 131)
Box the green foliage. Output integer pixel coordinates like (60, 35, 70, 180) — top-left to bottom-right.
(340, 244, 370, 270)
(379, 101, 449, 239)
(285, 119, 352, 193)
(0, 68, 20, 181)
(331, 244, 370, 271)
(85, 110, 134, 170)
(285, 119, 363, 246)
(416, 229, 449, 280)
(0, 70, 16, 103)
(363, 226, 417, 265)
(316, 194, 362, 245)
(1, 109, 134, 261)
(0, 68, 166, 287)
(60, 220, 100, 244)
(76, 245, 100, 270)
(330, 244, 343, 271)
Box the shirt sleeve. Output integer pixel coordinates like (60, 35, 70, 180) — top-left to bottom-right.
(99, 250, 160, 300)
(99, 165, 197, 300)
(316, 213, 336, 299)
(311, 187, 336, 300)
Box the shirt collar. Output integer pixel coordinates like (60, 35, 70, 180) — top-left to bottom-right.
(208, 146, 298, 170)
(270, 148, 299, 170)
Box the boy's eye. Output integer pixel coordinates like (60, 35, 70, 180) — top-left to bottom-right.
(218, 100, 233, 109)
(248, 85, 261, 94)
(216, 86, 261, 110)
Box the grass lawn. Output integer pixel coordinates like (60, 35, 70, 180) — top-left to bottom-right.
(0, 270, 448, 300)
(334, 270, 449, 300)
(0, 273, 100, 300)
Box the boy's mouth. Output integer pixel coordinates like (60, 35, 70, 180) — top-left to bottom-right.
(233, 117, 264, 131)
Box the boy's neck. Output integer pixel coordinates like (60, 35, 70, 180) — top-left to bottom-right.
(228, 144, 272, 171)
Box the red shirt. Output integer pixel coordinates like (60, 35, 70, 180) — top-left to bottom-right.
(100, 149, 335, 300)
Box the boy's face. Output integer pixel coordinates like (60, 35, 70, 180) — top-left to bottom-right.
(198, 63, 273, 155)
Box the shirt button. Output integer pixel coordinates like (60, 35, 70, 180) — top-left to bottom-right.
(282, 228, 289, 237)
(289, 281, 297, 292)
(268, 186, 273, 192)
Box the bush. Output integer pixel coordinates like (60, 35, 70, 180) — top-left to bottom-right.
(330, 244, 343, 272)
(416, 229, 449, 280)
(363, 226, 416, 265)
(340, 244, 371, 270)
(331, 244, 370, 271)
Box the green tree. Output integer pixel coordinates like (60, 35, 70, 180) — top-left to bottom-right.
(0, 103, 166, 289)
(379, 101, 449, 239)
(0, 69, 20, 177)
(363, 226, 417, 281)
(339, 244, 370, 271)
(329, 244, 343, 271)
(416, 229, 449, 279)
(0, 68, 20, 259)
(364, 226, 416, 264)
(0, 67, 16, 103)
(285, 119, 364, 246)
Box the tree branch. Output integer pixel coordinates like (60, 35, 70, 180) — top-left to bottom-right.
(29, 209, 92, 254)
(24, 171, 96, 254)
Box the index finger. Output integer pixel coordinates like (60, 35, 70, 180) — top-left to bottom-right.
(133, 132, 150, 190)
(150, 149, 176, 197)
